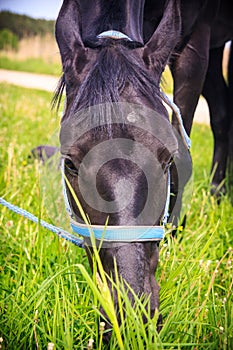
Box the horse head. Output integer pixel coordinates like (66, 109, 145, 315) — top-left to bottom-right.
(55, 0, 189, 337)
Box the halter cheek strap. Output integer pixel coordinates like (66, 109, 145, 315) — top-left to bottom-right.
(160, 91, 191, 150)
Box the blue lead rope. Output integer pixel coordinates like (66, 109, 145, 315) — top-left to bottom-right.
(0, 197, 84, 248)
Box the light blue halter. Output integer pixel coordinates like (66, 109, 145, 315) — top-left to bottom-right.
(61, 30, 191, 243)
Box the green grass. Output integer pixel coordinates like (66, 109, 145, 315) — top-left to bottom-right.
(161, 66, 173, 94)
(0, 56, 61, 76)
(0, 83, 232, 349)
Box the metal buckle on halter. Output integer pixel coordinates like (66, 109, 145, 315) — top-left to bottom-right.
(97, 30, 133, 42)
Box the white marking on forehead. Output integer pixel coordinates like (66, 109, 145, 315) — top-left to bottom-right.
(127, 111, 140, 123)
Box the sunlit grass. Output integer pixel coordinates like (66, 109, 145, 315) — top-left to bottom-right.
(0, 56, 61, 76)
(0, 83, 232, 349)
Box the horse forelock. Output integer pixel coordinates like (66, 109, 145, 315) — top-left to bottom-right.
(62, 43, 163, 119)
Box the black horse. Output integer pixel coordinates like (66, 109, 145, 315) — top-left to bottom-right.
(55, 0, 191, 337)
(144, 0, 233, 197)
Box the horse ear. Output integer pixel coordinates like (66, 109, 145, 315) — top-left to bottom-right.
(55, 0, 85, 66)
(143, 0, 181, 77)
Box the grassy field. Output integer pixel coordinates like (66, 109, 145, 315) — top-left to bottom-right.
(0, 34, 61, 76)
(0, 83, 232, 349)
(0, 56, 62, 76)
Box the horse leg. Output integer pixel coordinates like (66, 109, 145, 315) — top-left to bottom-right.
(169, 24, 210, 227)
(202, 45, 229, 196)
(170, 23, 211, 135)
(227, 42, 233, 200)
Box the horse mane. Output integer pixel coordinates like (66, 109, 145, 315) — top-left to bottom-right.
(53, 40, 163, 115)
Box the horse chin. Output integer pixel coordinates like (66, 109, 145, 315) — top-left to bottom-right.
(94, 242, 161, 342)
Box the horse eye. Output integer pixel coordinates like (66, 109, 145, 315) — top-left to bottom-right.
(65, 159, 79, 175)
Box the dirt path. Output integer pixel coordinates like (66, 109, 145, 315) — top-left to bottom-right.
(0, 69, 58, 92)
(0, 68, 210, 125)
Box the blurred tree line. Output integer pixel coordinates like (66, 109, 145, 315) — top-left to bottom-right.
(0, 11, 55, 50)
